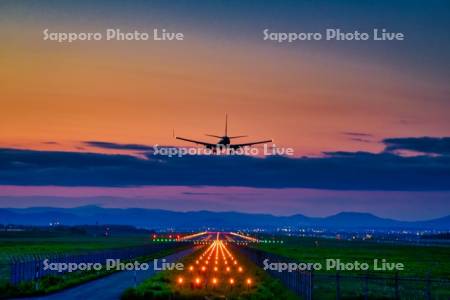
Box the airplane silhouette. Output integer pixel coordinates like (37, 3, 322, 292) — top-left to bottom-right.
(175, 114, 272, 150)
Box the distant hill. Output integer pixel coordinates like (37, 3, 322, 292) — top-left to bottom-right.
(0, 206, 449, 230)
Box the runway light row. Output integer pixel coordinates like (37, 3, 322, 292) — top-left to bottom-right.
(176, 235, 254, 290)
(176, 276, 252, 288)
(152, 238, 182, 242)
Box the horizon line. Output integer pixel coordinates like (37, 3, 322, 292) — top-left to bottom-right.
(2, 205, 449, 222)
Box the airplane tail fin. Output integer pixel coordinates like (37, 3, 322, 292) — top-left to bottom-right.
(225, 113, 228, 136)
(225, 114, 248, 138)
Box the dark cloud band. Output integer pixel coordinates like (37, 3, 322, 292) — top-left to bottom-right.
(0, 143, 449, 190)
(84, 141, 154, 151)
(383, 137, 450, 155)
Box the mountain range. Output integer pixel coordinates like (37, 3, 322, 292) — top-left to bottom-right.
(0, 206, 449, 230)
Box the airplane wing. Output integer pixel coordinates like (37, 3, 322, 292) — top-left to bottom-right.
(230, 139, 272, 149)
(176, 136, 216, 148)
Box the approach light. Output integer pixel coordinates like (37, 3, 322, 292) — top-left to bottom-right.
(226, 267, 230, 272)
(201, 266, 206, 272)
(246, 278, 252, 285)
(229, 278, 235, 285)
(189, 266, 194, 272)
(238, 266, 243, 272)
(177, 277, 184, 284)
(212, 278, 218, 285)
(195, 277, 201, 285)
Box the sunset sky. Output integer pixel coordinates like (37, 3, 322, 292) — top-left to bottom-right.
(1, 1, 449, 220)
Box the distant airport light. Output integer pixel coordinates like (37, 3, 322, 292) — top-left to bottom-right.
(177, 277, 183, 284)
(229, 278, 235, 285)
(246, 278, 252, 285)
(189, 266, 194, 272)
(226, 267, 230, 272)
(238, 266, 243, 272)
(212, 278, 218, 285)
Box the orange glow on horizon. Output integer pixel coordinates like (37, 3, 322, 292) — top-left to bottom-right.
(2, 19, 448, 158)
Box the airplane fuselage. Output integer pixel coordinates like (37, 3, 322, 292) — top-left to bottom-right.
(218, 136, 230, 145)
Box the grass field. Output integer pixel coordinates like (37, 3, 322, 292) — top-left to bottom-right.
(256, 236, 450, 299)
(0, 231, 154, 283)
(257, 236, 450, 278)
(0, 230, 181, 299)
(1, 246, 186, 299)
(122, 243, 300, 300)
(0, 232, 152, 256)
